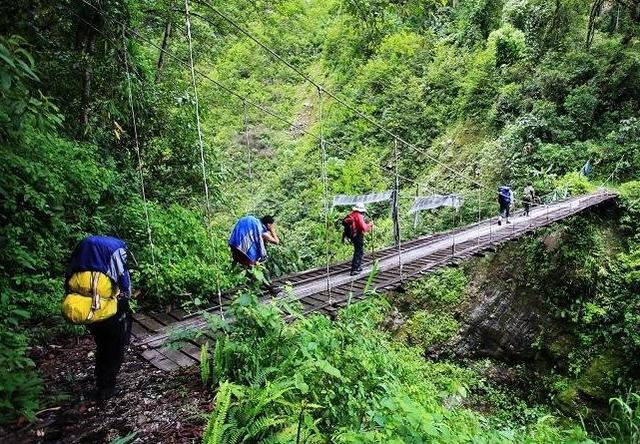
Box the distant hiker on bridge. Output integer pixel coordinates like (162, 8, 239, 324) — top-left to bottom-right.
(63, 235, 133, 401)
(522, 182, 536, 216)
(497, 185, 514, 225)
(343, 203, 374, 276)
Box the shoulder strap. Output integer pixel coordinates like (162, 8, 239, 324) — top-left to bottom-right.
(88, 272, 101, 321)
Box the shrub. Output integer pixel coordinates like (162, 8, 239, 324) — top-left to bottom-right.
(401, 310, 461, 349)
(618, 181, 640, 238)
(554, 172, 596, 196)
(601, 391, 640, 444)
(198, 294, 592, 442)
(0, 295, 42, 424)
(487, 24, 526, 68)
(405, 268, 468, 309)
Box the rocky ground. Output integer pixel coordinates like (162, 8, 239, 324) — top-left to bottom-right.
(1, 335, 211, 444)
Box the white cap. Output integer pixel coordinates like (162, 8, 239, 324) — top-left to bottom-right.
(352, 203, 367, 213)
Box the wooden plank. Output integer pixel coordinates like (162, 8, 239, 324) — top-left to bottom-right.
(130, 320, 149, 339)
(193, 334, 213, 346)
(134, 313, 165, 332)
(300, 299, 322, 312)
(333, 286, 354, 298)
(304, 294, 331, 306)
(300, 297, 324, 310)
(148, 311, 175, 326)
(180, 342, 203, 362)
(319, 305, 337, 315)
(158, 347, 197, 368)
(141, 348, 163, 361)
(327, 286, 350, 298)
(149, 356, 180, 372)
(347, 279, 367, 290)
(168, 307, 189, 321)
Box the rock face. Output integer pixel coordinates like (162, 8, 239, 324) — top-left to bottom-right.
(452, 288, 546, 362)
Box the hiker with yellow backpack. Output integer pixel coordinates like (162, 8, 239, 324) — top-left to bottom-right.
(62, 235, 133, 400)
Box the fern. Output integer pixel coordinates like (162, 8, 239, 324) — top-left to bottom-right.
(203, 381, 234, 444)
(245, 414, 288, 440)
(249, 366, 279, 388)
(249, 380, 296, 418)
(212, 336, 227, 385)
(222, 419, 241, 444)
(200, 342, 210, 385)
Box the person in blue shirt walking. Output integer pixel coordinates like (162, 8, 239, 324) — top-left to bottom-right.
(65, 235, 133, 400)
(497, 185, 514, 225)
(229, 215, 280, 294)
(228, 215, 280, 266)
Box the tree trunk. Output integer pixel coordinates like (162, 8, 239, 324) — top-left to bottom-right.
(543, 0, 563, 50)
(155, 21, 172, 82)
(75, 9, 101, 137)
(585, 0, 605, 48)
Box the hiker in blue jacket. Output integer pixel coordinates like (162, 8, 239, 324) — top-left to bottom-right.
(229, 215, 281, 293)
(497, 185, 514, 225)
(66, 235, 133, 400)
(228, 215, 280, 267)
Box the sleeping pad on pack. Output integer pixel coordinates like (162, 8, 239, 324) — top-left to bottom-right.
(62, 271, 119, 324)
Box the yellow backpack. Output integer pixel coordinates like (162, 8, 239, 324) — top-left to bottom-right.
(62, 271, 120, 324)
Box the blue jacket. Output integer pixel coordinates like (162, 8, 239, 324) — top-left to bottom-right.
(498, 186, 513, 204)
(66, 235, 132, 297)
(228, 216, 267, 263)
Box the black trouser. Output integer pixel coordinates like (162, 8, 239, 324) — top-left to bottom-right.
(351, 234, 364, 272)
(523, 200, 531, 216)
(499, 200, 510, 219)
(87, 299, 131, 390)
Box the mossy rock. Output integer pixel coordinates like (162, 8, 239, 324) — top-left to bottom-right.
(576, 351, 625, 401)
(547, 332, 578, 360)
(553, 379, 592, 417)
(554, 350, 626, 416)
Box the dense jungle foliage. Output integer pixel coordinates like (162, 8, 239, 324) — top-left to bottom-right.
(1, 0, 640, 440)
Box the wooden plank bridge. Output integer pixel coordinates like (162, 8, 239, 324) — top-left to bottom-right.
(131, 190, 617, 371)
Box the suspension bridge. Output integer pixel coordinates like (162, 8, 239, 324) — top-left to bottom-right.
(132, 190, 616, 372)
(69, 1, 623, 371)
(69, 2, 624, 372)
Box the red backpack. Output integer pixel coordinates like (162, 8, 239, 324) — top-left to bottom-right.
(341, 214, 356, 243)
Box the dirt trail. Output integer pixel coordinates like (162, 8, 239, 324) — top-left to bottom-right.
(1, 335, 211, 443)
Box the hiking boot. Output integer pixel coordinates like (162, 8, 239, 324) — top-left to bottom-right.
(263, 284, 280, 296)
(497, 219, 502, 226)
(95, 385, 117, 401)
(506, 220, 511, 224)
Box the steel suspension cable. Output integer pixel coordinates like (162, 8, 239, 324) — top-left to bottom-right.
(242, 100, 257, 214)
(243, 101, 254, 182)
(76, 0, 432, 194)
(194, 0, 486, 190)
(122, 26, 160, 295)
(76, 3, 438, 215)
(601, 155, 625, 188)
(393, 138, 404, 281)
(318, 87, 332, 302)
(185, 0, 223, 316)
(196, 1, 548, 211)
